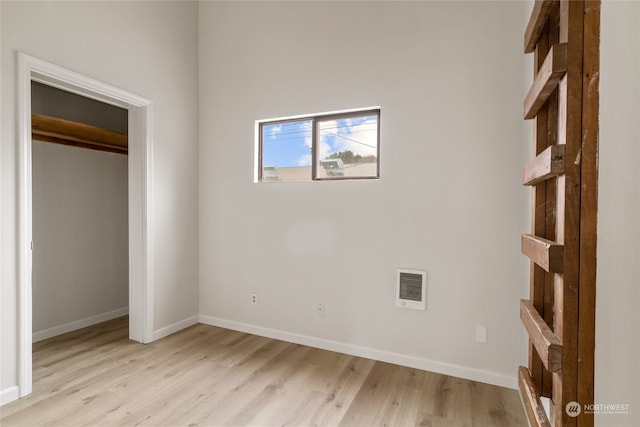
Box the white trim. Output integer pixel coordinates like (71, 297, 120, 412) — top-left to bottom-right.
(17, 52, 154, 398)
(256, 105, 382, 124)
(199, 315, 518, 390)
(0, 386, 20, 406)
(17, 51, 34, 399)
(127, 104, 155, 344)
(153, 316, 199, 341)
(32, 307, 129, 343)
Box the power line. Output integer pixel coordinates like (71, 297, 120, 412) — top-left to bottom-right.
(319, 129, 377, 150)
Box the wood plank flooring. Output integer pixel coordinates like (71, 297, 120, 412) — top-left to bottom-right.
(0, 317, 526, 426)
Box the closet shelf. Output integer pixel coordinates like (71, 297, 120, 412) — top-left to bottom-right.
(32, 114, 128, 155)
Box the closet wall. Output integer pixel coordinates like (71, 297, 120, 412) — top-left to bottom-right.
(31, 83, 129, 341)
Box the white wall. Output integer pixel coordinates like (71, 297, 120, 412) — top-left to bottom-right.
(32, 141, 128, 340)
(596, 1, 640, 426)
(199, 1, 531, 388)
(1, 1, 199, 397)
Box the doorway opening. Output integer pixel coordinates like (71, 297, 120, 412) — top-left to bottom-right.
(31, 81, 130, 343)
(17, 53, 154, 397)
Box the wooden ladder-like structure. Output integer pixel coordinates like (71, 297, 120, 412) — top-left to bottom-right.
(518, 1, 600, 426)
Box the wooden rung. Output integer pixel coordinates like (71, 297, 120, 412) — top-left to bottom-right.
(520, 299, 562, 372)
(523, 144, 566, 185)
(524, 0, 556, 54)
(521, 234, 564, 273)
(518, 366, 552, 427)
(524, 43, 568, 120)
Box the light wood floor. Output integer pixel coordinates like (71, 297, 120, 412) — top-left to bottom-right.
(0, 317, 526, 426)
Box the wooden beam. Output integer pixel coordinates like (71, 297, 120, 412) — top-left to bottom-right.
(523, 144, 566, 185)
(577, 2, 600, 425)
(518, 366, 552, 427)
(554, 1, 585, 424)
(522, 234, 564, 273)
(32, 114, 128, 155)
(524, 0, 557, 54)
(521, 300, 562, 372)
(33, 134, 127, 155)
(541, 4, 559, 398)
(524, 43, 568, 119)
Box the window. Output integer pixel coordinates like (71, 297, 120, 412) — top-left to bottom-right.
(257, 108, 380, 183)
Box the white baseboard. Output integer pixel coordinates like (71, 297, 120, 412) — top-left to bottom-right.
(199, 315, 518, 390)
(1, 386, 19, 406)
(33, 307, 129, 343)
(153, 315, 199, 341)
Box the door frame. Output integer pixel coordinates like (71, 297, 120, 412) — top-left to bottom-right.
(17, 52, 155, 397)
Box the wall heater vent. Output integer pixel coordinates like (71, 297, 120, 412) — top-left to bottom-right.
(396, 269, 427, 310)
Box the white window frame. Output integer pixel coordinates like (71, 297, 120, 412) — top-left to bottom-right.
(256, 107, 381, 183)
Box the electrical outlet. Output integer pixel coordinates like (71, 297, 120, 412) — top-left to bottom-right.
(316, 302, 325, 317)
(250, 293, 258, 306)
(475, 325, 488, 343)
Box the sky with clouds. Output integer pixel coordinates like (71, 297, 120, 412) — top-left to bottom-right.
(262, 114, 378, 168)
